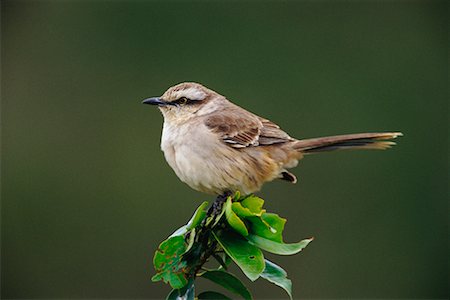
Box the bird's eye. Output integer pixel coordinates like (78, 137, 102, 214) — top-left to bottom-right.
(178, 97, 188, 104)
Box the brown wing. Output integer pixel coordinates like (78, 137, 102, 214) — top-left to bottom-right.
(204, 109, 293, 148)
(205, 110, 262, 148)
(258, 117, 294, 145)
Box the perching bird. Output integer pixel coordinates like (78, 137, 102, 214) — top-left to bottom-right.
(143, 82, 401, 197)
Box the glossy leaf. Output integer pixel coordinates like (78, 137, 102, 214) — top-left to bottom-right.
(201, 270, 252, 300)
(170, 201, 208, 238)
(248, 213, 286, 242)
(217, 254, 232, 271)
(232, 195, 265, 218)
(212, 229, 265, 281)
(187, 201, 208, 230)
(241, 195, 265, 214)
(232, 202, 257, 218)
(169, 225, 189, 239)
(232, 202, 265, 218)
(197, 291, 232, 300)
(185, 228, 196, 253)
(247, 235, 313, 255)
(212, 253, 229, 270)
(166, 278, 195, 300)
(166, 289, 178, 300)
(260, 259, 293, 300)
(152, 236, 188, 289)
(224, 196, 249, 236)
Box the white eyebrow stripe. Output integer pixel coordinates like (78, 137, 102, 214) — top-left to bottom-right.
(175, 87, 207, 100)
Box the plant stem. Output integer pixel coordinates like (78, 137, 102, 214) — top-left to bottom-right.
(189, 195, 228, 277)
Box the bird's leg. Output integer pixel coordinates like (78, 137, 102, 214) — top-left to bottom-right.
(191, 191, 233, 275)
(213, 190, 232, 215)
(205, 191, 232, 221)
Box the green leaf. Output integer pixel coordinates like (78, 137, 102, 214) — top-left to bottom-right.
(166, 278, 195, 300)
(212, 253, 229, 270)
(152, 236, 188, 289)
(241, 195, 265, 214)
(224, 196, 249, 236)
(260, 259, 293, 300)
(247, 235, 313, 255)
(185, 228, 196, 253)
(201, 270, 252, 300)
(217, 254, 232, 271)
(166, 289, 178, 300)
(170, 201, 208, 237)
(232, 202, 257, 218)
(197, 291, 232, 300)
(187, 201, 208, 230)
(232, 195, 265, 218)
(247, 213, 286, 242)
(169, 225, 188, 239)
(232, 202, 266, 218)
(212, 229, 265, 281)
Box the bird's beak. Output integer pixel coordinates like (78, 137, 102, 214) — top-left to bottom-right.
(142, 97, 170, 106)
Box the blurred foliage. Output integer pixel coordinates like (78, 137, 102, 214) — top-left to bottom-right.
(1, 0, 448, 298)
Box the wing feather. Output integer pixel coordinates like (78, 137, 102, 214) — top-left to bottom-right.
(204, 109, 293, 148)
(258, 117, 293, 145)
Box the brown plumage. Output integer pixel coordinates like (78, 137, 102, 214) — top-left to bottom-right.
(205, 106, 295, 148)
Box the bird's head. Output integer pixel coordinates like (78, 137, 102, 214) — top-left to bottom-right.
(143, 82, 223, 123)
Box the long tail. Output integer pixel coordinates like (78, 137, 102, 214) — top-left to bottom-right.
(293, 132, 403, 154)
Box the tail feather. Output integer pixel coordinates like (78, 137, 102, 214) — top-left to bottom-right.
(293, 132, 403, 154)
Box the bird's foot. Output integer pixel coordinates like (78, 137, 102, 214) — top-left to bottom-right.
(213, 191, 232, 214)
(206, 191, 232, 221)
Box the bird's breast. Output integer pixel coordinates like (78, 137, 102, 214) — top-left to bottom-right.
(160, 120, 226, 193)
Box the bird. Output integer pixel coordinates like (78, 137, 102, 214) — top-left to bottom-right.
(143, 82, 401, 200)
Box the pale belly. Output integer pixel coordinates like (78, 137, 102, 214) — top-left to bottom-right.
(160, 122, 282, 195)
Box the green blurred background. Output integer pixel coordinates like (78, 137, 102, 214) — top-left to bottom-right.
(2, 0, 448, 298)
